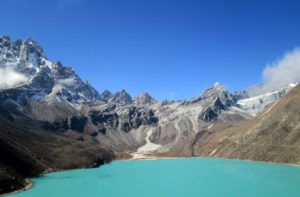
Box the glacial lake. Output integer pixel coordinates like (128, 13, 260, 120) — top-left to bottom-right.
(9, 158, 300, 197)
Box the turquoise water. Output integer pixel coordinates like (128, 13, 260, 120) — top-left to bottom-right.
(9, 158, 300, 197)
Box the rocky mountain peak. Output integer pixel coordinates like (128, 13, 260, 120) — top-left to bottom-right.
(101, 90, 114, 102)
(134, 92, 156, 106)
(184, 82, 234, 107)
(0, 36, 11, 46)
(24, 38, 44, 57)
(213, 81, 223, 88)
(0, 36, 45, 64)
(111, 89, 133, 105)
(0, 37, 102, 104)
(202, 82, 226, 97)
(200, 82, 236, 106)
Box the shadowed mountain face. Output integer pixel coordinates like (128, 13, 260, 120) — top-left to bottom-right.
(0, 36, 300, 194)
(0, 115, 114, 194)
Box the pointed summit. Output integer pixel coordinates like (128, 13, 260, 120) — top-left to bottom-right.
(134, 92, 156, 106)
(184, 82, 234, 107)
(111, 89, 133, 105)
(101, 90, 114, 102)
(213, 81, 221, 87)
(199, 82, 226, 98)
(200, 82, 234, 106)
(24, 38, 44, 57)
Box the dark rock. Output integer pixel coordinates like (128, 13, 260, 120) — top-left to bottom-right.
(98, 128, 106, 135)
(42, 119, 69, 131)
(119, 106, 158, 132)
(90, 111, 119, 127)
(76, 136, 84, 141)
(70, 116, 88, 133)
(90, 131, 99, 137)
(198, 106, 219, 122)
(120, 122, 131, 132)
(31, 67, 54, 95)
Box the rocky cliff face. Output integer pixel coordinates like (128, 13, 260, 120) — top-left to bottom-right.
(1, 36, 299, 194)
(164, 85, 300, 165)
(0, 37, 102, 104)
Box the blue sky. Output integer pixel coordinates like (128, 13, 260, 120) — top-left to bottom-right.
(1, 0, 300, 100)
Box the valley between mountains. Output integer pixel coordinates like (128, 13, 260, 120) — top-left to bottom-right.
(1, 36, 300, 194)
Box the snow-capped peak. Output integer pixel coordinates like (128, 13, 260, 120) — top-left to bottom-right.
(0, 36, 102, 104)
(237, 83, 297, 116)
(213, 82, 222, 88)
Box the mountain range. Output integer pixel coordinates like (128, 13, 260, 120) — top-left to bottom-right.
(0, 36, 299, 194)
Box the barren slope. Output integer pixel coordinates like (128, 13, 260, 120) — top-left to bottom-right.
(163, 85, 300, 164)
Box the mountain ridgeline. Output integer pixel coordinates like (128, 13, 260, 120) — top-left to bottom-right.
(0, 36, 299, 194)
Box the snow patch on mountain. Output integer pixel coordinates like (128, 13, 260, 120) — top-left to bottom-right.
(237, 83, 297, 116)
(0, 36, 102, 104)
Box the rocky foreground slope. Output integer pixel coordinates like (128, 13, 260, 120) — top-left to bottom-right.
(0, 114, 114, 194)
(0, 36, 299, 194)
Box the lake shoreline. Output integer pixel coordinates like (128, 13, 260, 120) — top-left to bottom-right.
(4, 179, 33, 197)
(4, 155, 300, 196)
(7, 156, 300, 197)
(123, 153, 300, 168)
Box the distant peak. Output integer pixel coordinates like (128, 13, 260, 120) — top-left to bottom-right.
(214, 82, 222, 87)
(203, 82, 226, 94)
(25, 37, 38, 44)
(111, 89, 132, 105)
(117, 89, 131, 96)
(101, 90, 114, 102)
(212, 82, 225, 89)
(0, 36, 12, 48)
(102, 90, 112, 94)
(138, 92, 151, 97)
(24, 38, 44, 56)
(135, 92, 156, 105)
(0, 35, 11, 43)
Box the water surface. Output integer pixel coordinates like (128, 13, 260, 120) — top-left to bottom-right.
(10, 158, 300, 197)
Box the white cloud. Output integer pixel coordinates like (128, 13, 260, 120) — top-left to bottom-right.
(249, 48, 300, 96)
(0, 67, 29, 90)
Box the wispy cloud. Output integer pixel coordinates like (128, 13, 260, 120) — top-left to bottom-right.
(0, 67, 29, 90)
(249, 48, 300, 96)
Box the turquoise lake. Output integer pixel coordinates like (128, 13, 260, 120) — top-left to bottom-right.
(9, 158, 300, 197)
